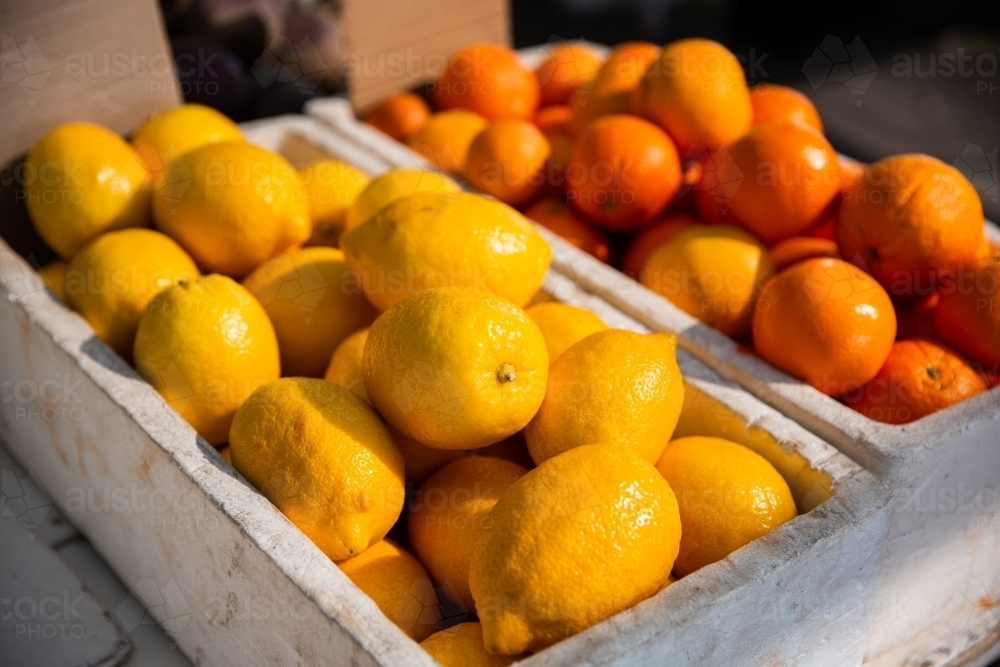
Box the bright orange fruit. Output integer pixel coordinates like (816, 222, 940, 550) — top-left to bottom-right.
(434, 44, 539, 121)
(466, 120, 551, 206)
(934, 255, 1000, 368)
(567, 114, 681, 230)
(752, 258, 897, 396)
(843, 339, 987, 423)
(567, 42, 661, 134)
(749, 84, 823, 132)
(523, 198, 610, 262)
(535, 43, 603, 107)
(363, 92, 430, 141)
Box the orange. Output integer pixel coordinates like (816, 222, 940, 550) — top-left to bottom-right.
(724, 121, 841, 245)
(567, 41, 660, 134)
(642, 224, 774, 337)
(534, 105, 573, 135)
(409, 456, 527, 612)
(363, 92, 430, 141)
(535, 43, 603, 107)
(466, 120, 551, 206)
(523, 198, 610, 262)
(895, 293, 940, 341)
(837, 154, 984, 299)
(752, 258, 897, 396)
(543, 131, 574, 195)
(567, 114, 681, 230)
(621, 213, 695, 276)
(406, 109, 488, 175)
(769, 236, 839, 272)
(691, 148, 743, 226)
(934, 255, 1000, 368)
(749, 84, 823, 132)
(839, 155, 867, 189)
(843, 339, 987, 424)
(434, 44, 539, 121)
(636, 38, 753, 155)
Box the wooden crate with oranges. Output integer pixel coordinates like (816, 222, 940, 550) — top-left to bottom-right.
(305, 38, 1000, 666)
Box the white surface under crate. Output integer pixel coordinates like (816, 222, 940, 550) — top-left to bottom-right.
(302, 96, 1000, 665)
(0, 114, 890, 667)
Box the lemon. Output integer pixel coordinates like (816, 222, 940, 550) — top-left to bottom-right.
(298, 160, 370, 246)
(243, 247, 378, 378)
(131, 103, 243, 188)
(344, 168, 460, 232)
(642, 224, 774, 337)
(655, 436, 796, 577)
(470, 444, 681, 654)
(391, 425, 466, 484)
(65, 229, 198, 359)
(525, 329, 684, 465)
(229, 378, 405, 560)
(133, 274, 280, 444)
(336, 538, 441, 641)
(524, 302, 608, 362)
(410, 456, 527, 612)
(363, 288, 548, 449)
(341, 191, 552, 311)
(39, 261, 69, 301)
(420, 623, 520, 667)
(26, 122, 150, 259)
(324, 327, 371, 402)
(152, 142, 310, 278)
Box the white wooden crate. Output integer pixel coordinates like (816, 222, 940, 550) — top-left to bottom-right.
(302, 97, 1000, 666)
(0, 114, 890, 667)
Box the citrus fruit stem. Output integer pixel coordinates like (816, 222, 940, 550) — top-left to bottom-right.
(497, 362, 516, 383)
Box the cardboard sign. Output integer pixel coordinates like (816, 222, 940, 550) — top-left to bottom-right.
(342, 0, 510, 113)
(0, 0, 180, 163)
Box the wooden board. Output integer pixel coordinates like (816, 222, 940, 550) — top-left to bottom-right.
(0, 0, 180, 163)
(340, 0, 510, 113)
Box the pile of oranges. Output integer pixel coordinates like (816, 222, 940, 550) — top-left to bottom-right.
(363, 38, 999, 426)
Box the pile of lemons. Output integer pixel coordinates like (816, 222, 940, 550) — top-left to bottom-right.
(25, 103, 797, 664)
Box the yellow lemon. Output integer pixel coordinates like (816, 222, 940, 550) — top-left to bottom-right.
(324, 327, 370, 402)
(336, 538, 441, 641)
(642, 224, 774, 337)
(324, 330, 467, 483)
(131, 103, 243, 188)
(420, 623, 520, 667)
(363, 288, 548, 449)
(410, 456, 527, 612)
(524, 302, 608, 362)
(655, 436, 796, 577)
(152, 142, 310, 278)
(470, 444, 681, 654)
(298, 160, 370, 247)
(65, 229, 198, 359)
(39, 261, 69, 300)
(26, 122, 150, 259)
(525, 329, 683, 465)
(133, 274, 280, 444)
(230, 378, 404, 560)
(344, 168, 460, 232)
(342, 191, 552, 311)
(243, 247, 378, 378)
